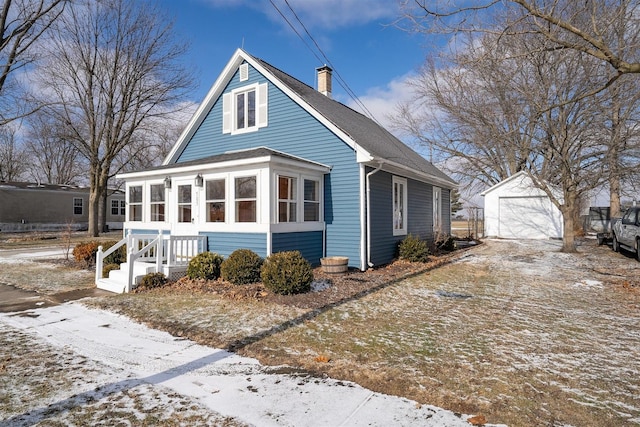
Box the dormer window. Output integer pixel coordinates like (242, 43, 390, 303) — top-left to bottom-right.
(222, 83, 268, 135)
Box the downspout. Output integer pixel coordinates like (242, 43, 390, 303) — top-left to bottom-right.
(366, 162, 383, 268)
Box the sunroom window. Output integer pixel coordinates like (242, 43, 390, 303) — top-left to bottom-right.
(278, 176, 297, 222)
(304, 179, 320, 221)
(235, 176, 256, 222)
(206, 179, 226, 222)
(129, 186, 142, 221)
(150, 184, 165, 221)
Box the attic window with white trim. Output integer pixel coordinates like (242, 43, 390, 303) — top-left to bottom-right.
(222, 83, 268, 134)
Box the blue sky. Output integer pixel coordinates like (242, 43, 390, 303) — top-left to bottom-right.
(158, 0, 431, 128)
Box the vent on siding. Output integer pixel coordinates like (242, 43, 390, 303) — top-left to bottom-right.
(239, 63, 249, 81)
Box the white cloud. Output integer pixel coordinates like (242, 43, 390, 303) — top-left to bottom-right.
(201, 0, 398, 30)
(346, 72, 416, 133)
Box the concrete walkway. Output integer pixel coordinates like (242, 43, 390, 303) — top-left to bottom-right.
(1, 303, 501, 426)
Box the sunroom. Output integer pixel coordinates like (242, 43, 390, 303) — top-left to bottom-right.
(101, 147, 331, 292)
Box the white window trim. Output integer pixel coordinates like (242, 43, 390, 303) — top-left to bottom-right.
(204, 176, 227, 223)
(272, 170, 324, 231)
(222, 83, 268, 135)
(127, 184, 143, 222)
(73, 197, 83, 216)
(149, 182, 167, 223)
(392, 176, 408, 236)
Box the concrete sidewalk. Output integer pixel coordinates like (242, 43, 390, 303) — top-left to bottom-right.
(1, 303, 501, 426)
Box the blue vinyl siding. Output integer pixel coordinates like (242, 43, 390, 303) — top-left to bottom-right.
(272, 231, 323, 266)
(200, 232, 267, 258)
(176, 63, 362, 268)
(367, 169, 437, 266)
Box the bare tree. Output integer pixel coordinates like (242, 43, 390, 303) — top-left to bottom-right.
(0, 124, 28, 181)
(34, 0, 194, 236)
(399, 1, 640, 91)
(395, 31, 611, 252)
(0, 0, 67, 124)
(25, 113, 85, 184)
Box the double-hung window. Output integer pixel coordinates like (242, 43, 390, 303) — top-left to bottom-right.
(150, 184, 165, 222)
(111, 200, 119, 216)
(73, 198, 83, 215)
(222, 83, 268, 134)
(235, 176, 256, 222)
(206, 179, 226, 222)
(303, 179, 320, 221)
(129, 186, 142, 221)
(278, 176, 297, 222)
(236, 89, 256, 131)
(392, 176, 407, 235)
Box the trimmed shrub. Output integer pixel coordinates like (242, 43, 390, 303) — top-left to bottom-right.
(139, 272, 168, 289)
(398, 234, 429, 263)
(221, 249, 263, 285)
(73, 241, 101, 267)
(187, 251, 224, 280)
(261, 251, 313, 295)
(436, 234, 457, 251)
(102, 263, 120, 278)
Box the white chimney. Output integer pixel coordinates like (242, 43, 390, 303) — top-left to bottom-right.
(317, 65, 332, 98)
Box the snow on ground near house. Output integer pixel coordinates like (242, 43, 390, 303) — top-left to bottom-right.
(0, 304, 504, 426)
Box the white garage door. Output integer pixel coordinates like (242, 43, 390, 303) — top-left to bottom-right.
(499, 196, 561, 239)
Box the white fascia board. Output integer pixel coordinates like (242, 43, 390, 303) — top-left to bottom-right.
(363, 158, 457, 190)
(163, 49, 247, 165)
(118, 154, 331, 181)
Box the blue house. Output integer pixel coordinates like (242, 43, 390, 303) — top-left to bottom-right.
(98, 49, 456, 293)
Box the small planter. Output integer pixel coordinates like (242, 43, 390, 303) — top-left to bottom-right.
(320, 256, 348, 274)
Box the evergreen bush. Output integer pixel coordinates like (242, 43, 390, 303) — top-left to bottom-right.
(102, 263, 120, 278)
(139, 272, 168, 289)
(221, 249, 263, 285)
(398, 234, 429, 262)
(260, 251, 313, 295)
(186, 251, 224, 280)
(436, 234, 457, 251)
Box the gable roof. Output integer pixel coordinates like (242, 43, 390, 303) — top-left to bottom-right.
(164, 49, 456, 188)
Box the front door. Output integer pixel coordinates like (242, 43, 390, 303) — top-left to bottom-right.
(174, 181, 194, 234)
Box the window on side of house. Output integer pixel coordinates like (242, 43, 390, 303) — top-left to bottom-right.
(236, 88, 256, 131)
(150, 184, 165, 222)
(73, 198, 83, 215)
(120, 200, 126, 216)
(111, 200, 119, 216)
(392, 176, 407, 236)
(277, 175, 297, 223)
(206, 178, 226, 222)
(129, 186, 142, 221)
(303, 178, 320, 222)
(235, 176, 256, 222)
(177, 185, 192, 223)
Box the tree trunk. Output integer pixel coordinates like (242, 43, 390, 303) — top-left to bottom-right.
(88, 164, 100, 237)
(561, 207, 577, 253)
(610, 175, 621, 218)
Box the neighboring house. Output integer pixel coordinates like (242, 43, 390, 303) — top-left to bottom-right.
(108, 49, 456, 292)
(481, 171, 563, 239)
(0, 181, 125, 232)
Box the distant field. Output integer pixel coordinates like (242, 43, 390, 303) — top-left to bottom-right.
(451, 219, 484, 238)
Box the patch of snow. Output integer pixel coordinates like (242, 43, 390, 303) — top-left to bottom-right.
(0, 304, 506, 426)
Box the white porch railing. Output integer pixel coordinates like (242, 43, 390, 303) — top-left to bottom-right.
(96, 231, 207, 292)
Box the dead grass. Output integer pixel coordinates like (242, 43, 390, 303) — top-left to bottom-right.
(0, 321, 248, 426)
(0, 260, 94, 294)
(86, 239, 640, 427)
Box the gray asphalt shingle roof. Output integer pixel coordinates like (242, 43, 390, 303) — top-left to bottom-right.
(253, 56, 456, 186)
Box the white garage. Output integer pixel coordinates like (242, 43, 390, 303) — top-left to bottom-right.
(481, 171, 564, 239)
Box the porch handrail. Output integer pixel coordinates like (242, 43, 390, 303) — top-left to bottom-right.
(95, 236, 127, 285)
(126, 231, 163, 292)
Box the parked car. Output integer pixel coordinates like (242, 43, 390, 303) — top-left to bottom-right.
(612, 206, 640, 261)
